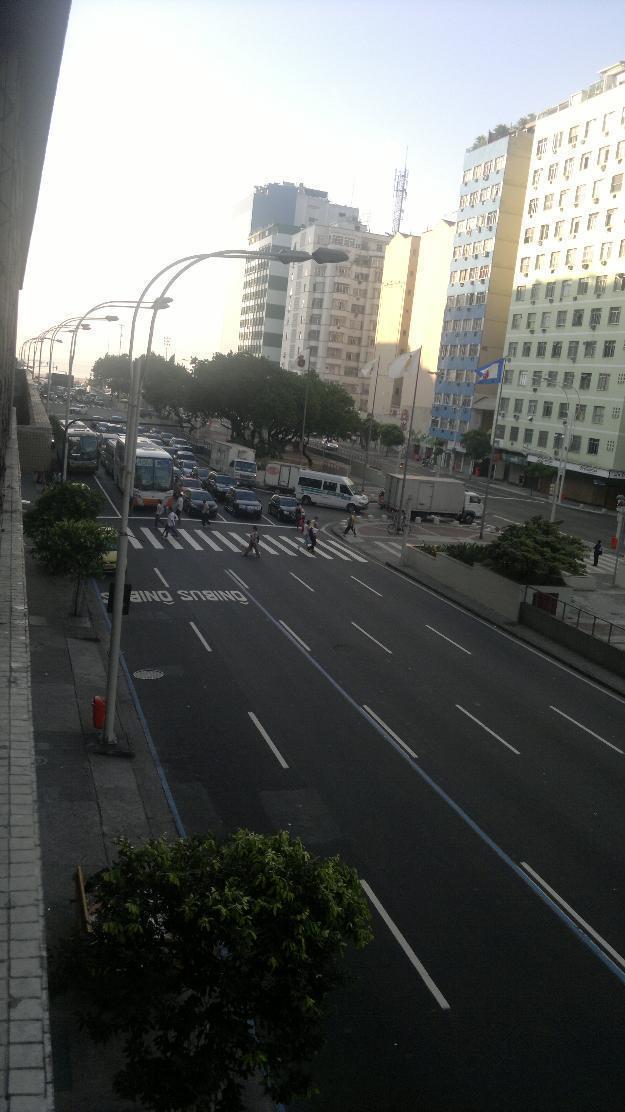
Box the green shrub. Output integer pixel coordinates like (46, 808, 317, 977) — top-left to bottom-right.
(24, 481, 104, 538)
(485, 515, 585, 583)
(441, 542, 488, 566)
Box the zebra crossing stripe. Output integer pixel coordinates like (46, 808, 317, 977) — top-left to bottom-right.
(279, 535, 313, 557)
(315, 539, 349, 561)
(126, 528, 142, 549)
(164, 532, 183, 550)
(263, 535, 296, 556)
(140, 527, 164, 549)
(226, 531, 248, 549)
(177, 528, 203, 551)
(195, 531, 222, 551)
(211, 531, 241, 552)
(323, 536, 368, 563)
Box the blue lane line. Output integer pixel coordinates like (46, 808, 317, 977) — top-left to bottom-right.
(91, 580, 187, 839)
(226, 572, 625, 991)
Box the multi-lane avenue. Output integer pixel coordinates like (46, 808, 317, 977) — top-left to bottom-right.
(90, 463, 625, 1111)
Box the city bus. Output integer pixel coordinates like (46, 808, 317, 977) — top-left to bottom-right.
(56, 421, 98, 474)
(113, 436, 174, 508)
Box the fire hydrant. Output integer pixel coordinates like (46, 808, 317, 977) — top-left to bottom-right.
(92, 695, 106, 730)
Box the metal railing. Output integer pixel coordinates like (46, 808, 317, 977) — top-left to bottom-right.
(525, 587, 625, 649)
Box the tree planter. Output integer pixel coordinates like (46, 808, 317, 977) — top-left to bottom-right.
(401, 545, 525, 622)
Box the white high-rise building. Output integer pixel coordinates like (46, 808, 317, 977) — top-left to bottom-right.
(280, 222, 389, 412)
(237, 184, 358, 361)
(496, 63, 625, 507)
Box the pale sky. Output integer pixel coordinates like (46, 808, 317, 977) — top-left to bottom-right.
(18, 0, 625, 378)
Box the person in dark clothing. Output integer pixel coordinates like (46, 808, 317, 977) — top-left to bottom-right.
(593, 540, 603, 566)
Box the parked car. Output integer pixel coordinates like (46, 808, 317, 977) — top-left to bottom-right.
(196, 466, 211, 485)
(183, 489, 218, 518)
(172, 449, 197, 464)
(268, 494, 300, 523)
(207, 473, 232, 500)
(322, 437, 339, 450)
(180, 478, 203, 492)
(179, 460, 198, 477)
(167, 437, 191, 451)
(224, 487, 262, 519)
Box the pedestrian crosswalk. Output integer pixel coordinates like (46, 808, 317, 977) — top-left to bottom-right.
(374, 540, 402, 558)
(124, 527, 369, 563)
(584, 549, 617, 575)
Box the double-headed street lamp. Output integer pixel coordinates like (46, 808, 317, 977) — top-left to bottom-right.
(103, 244, 348, 746)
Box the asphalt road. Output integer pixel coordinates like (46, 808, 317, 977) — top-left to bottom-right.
(84, 463, 625, 1112)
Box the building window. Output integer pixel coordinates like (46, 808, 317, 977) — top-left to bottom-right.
(603, 340, 616, 357)
(587, 438, 600, 455)
(606, 208, 616, 230)
(541, 311, 551, 328)
(606, 440, 616, 452)
(608, 306, 621, 325)
(520, 257, 530, 276)
(519, 370, 529, 386)
(561, 279, 572, 297)
(528, 399, 537, 416)
(532, 168, 542, 187)
(515, 285, 526, 301)
(550, 251, 560, 269)
(554, 433, 564, 450)
(610, 173, 623, 193)
(523, 428, 534, 446)
(587, 211, 599, 230)
(509, 426, 519, 443)
(563, 371, 574, 387)
(524, 226, 535, 244)
(511, 313, 522, 329)
(558, 402, 569, 420)
(578, 277, 589, 294)
(595, 275, 607, 295)
(513, 398, 523, 416)
(542, 401, 553, 418)
(508, 341, 518, 358)
(562, 159, 573, 180)
(546, 281, 556, 298)
(537, 342, 547, 357)
(503, 368, 513, 385)
(582, 245, 593, 265)
(544, 193, 554, 210)
(522, 342, 532, 357)
(572, 309, 584, 326)
(576, 404, 587, 421)
(589, 308, 602, 327)
(566, 249, 576, 267)
(612, 407, 622, 419)
(600, 242, 613, 263)
(569, 435, 581, 453)
(539, 223, 549, 243)
(552, 341, 562, 358)
(547, 369, 558, 386)
(580, 153, 590, 171)
(537, 430, 548, 448)
(532, 369, 543, 387)
(597, 373, 610, 391)
(615, 275, 625, 292)
(580, 373, 592, 390)
(556, 310, 567, 327)
(592, 406, 605, 424)
(537, 138, 548, 157)
(554, 220, 565, 238)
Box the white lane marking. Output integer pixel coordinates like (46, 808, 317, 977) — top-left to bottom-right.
(211, 531, 241, 552)
(261, 514, 274, 525)
(315, 538, 349, 561)
(385, 564, 625, 707)
(456, 705, 520, 755)
(521, 862, 625, 971)
(362, 705, 418, 760)
(189, 621, 212, 653)
(215, 512, 228, 522)
(351, 575, 383, 597)
(278, 620, 311, 652)
(94, 475, 121, 517)
(264, 535, 296, 556)
(164, 532, 183, 549)
(227, 531, 248, 548)
(306, 540, 332, 560)
(154, 567, 169, 588)
(279, 535, 313, 558)
(257, 538, 279, 555)
(140, 527, 164, 549)
(290, 572, 315, 592)
(323, 536, 368, 563)
(126, 528, 142, 549)
(375, 541, 403, 556)
(549, 705, 624, 755)
(248, 711, 289, 769)
(360, 880, 450, 1010)
(351, 621, 392, 655)
(177, 528, 203, 551)
(493, 514, 517, 523)
(195, 531, 222, 551)
(425, 624, 472, 656)
(226, 569, 249, 590)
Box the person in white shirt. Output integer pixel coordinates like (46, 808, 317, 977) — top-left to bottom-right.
(164, 510, 179, 538)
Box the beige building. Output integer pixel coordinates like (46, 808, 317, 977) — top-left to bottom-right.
(495, 63, 625, 506)
(369, 221, 455, 437)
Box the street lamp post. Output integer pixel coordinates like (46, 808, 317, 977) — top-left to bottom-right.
(102, 244, 348, 747)
(61, 309, 121, 480)
(548, 384, 580, 523)
(477, 358, 506, 541)
(396, 348, 422, 524)
(297, 350, 311, 462)
(361, 356, 380, 492)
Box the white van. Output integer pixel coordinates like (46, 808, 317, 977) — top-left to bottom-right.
(295, 470, 369, 513)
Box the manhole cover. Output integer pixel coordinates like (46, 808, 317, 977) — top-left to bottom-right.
(133, 668, 164, 680)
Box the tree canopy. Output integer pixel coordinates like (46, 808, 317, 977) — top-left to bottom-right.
(91, 354, 131, 397)
(461, 429, 491, 462)
(57, 831, 372, 1111)
(24, 481, 104, 538)
(31, 518, 117, 614)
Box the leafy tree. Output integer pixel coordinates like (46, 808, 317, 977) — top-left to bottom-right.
(379, 423, 405, 452)
(24, 481, 104, 538)
(31, 518, 117, 614)
(90, 354, 131, 398)
(486, 515, 585, 583)
(142, 354, 191, 420)
(57, 831, 373, 1111)
(359, 415, 380, 448)
(461, 429, 491, 463)
(524, 461, 555, 495)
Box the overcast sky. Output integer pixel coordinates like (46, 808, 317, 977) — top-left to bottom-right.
(18, 0, 625, 378)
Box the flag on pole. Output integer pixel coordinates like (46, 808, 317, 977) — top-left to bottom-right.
(475, 357, 505, 385)
(388, 348, 421, 379)
(359, 360, 376, 377)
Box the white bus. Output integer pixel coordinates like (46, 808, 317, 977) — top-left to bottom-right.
(113, 436, 174, 508)
(295, 470, 369, 513)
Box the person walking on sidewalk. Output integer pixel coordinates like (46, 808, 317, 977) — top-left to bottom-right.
(244, 525, 261, 558)
(164, 509, 179, 539)
(593, 539, 603, 566)
(201, 499, 211, 529)
(343, 510, 357, 537)
(308, 519, 318, 554)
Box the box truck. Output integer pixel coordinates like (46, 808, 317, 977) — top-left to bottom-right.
(385, 474, 482, 523)
(191, 433, 257, 487)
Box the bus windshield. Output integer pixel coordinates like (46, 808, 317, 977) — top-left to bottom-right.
(68, 433, 97, 458)
(135, 456, 173, 492)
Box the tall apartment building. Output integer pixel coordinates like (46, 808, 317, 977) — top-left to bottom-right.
(368, 233, 420, 419)
(237, 183, 359, 361)
(495, 63, 625, 506)
(430, 129, 533, 469)
(280, 222, 389, 411)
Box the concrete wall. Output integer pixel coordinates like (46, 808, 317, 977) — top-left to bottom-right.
(16, 375, 52, 474)
(400, 544, 524, 621)
(519, 601, 625, 677)
(371, 233, 421, 421)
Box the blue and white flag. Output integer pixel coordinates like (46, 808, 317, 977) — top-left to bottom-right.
(475, 357, 505, 385)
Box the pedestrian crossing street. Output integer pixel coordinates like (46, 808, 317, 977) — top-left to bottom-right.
(584, 549, 617, 575)
(125, 526, 369, 563)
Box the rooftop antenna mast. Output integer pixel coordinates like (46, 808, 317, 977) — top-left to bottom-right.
(392, 151, 408, 234)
